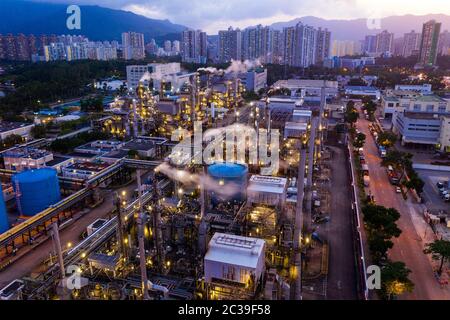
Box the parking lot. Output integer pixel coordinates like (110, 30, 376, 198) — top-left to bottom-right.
(416, 169, 450, 212)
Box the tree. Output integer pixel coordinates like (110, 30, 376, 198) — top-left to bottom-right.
(353, 132, 366, 149)
(80, 96, 104, 112)
(382, 150, 413, 182)
(31, 124, 47, 139)
(363, 204, 402, 262)
(344, 100, 358, 127)
(405, 176, 425, 194)
(424, 240, 450, 275)
(127, 149, 139, 159)
(377, 131, 397, 147)
(381, 261, 414, 300)
(1, 134, 24, 149)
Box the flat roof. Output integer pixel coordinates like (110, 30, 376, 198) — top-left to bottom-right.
(4, 147, 51, 159)
(285, 122, 308, 131)
(345, 86, 379, 92)
(403, 112, 442, 120)
(101, 150, 129, 159)
(0, 122, 33, 133)
(248, 175, 287, 194)
(65, 161, 110, 172)
(123, 139, 155, 151)
(204, 233, 265, 269)
(46, 156, 71, 166)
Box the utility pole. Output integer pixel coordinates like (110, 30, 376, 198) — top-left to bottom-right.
(136, 169, 150, 300)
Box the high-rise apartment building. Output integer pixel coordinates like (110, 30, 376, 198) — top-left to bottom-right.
(402, 30, 421, 57)
(418, 20, 441, 66)
(375, 30, 394, 55)
(122, 32, 145, 60)
(315, 28, 331, 64)
(363, 35, 377, 54)
(241, 25, 271, 63)
(218, 27, 242, 63)
(438, 30, 450, 56)
(181, 29, 207, 63)
(282, 23, 316, 67)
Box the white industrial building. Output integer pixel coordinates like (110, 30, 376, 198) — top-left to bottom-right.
(3, 147, 54, 171)
(0, 122, 35, 141)
(292, 109, 312, 123)
(247, 175, 287, 208)
(284, 122, 308, 139)
(204, 233, 266, 295)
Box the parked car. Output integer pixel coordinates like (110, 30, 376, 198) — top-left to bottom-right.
(437, 181, 448, 189)
(396, 187, 402, 193)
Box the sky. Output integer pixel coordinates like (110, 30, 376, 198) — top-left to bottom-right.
(32, 0, 450, 33)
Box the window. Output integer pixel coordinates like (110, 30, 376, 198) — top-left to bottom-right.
(426, 105, 434, 112)
(413, 104, 421, 111)
(438, 105, 447, 113)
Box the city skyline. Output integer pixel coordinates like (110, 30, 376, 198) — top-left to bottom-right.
(30, 0, 450, 34)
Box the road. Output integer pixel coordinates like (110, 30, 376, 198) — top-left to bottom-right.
(325, 145, 358, 299)
(356, 106, 450, 300)
(0, 182, 139, 288)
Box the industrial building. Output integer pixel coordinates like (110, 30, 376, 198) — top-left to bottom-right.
(204, 233, 266, 299)
(0, 122, 35, 141)
(247, 175, 287, 208)
(3, 147, 54, 171)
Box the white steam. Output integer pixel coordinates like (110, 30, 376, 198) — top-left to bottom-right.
(155, 162, 241, 198)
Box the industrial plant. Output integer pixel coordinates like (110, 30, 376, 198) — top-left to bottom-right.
(0, 59, 347, 301)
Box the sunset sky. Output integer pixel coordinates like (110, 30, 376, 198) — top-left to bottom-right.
(33, 0, 450, 33)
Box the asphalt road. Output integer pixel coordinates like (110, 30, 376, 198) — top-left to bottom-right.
(356, 106, 450, 300)
(324, 145, 358, 300)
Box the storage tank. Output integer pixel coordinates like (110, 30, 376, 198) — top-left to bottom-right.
(0, 184, 9, 234)
(207, 163, 248, 204)
(12, 168, 61, 216)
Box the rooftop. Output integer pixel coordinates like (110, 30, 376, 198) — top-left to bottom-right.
(64, 161, 110, 173)
(0, 122, 34, 133)
(345, 86, 379, 92)
(4, 147, 51, 159)
(123, 139, 155, 151)
(204, 233, 265, 269)
(248, 175, 287, 195)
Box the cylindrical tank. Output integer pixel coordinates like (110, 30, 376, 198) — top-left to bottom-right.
(0, 184, 9, 234)
(207, 163, 248, 204)
(12, 168, 61, 216)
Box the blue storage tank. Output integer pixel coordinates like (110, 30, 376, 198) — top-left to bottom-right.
(12, 168, 61, 216)
(0, 184, 9, 234)
(207, 163, 248, 204)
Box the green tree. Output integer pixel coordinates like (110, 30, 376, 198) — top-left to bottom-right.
(424, 240, 450, 275)
(363, 204, 402, 262)
(127, 149, 139, 159)
(353, 132, 366, 149)
(344, 100, 358, 127)
(405, 175, 425, 194)
(30, 124, 47, 139)
(377, 131, 398, 147)
(382, 150, 413, 182)
(1, 134, 24, 149)
(380, 261, 414, 300)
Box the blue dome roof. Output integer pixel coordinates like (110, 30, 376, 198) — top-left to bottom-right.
(13, 168, 58, 183)
(208, 163, 247, 178)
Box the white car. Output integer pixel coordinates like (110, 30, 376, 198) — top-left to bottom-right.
(396, 187, 402, 193)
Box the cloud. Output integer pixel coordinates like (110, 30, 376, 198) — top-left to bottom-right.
(31, 0, 450, 33)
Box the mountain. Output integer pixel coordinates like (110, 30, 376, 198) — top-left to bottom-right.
(270, 14, 450, 41)
(0, 0, 187, 41)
